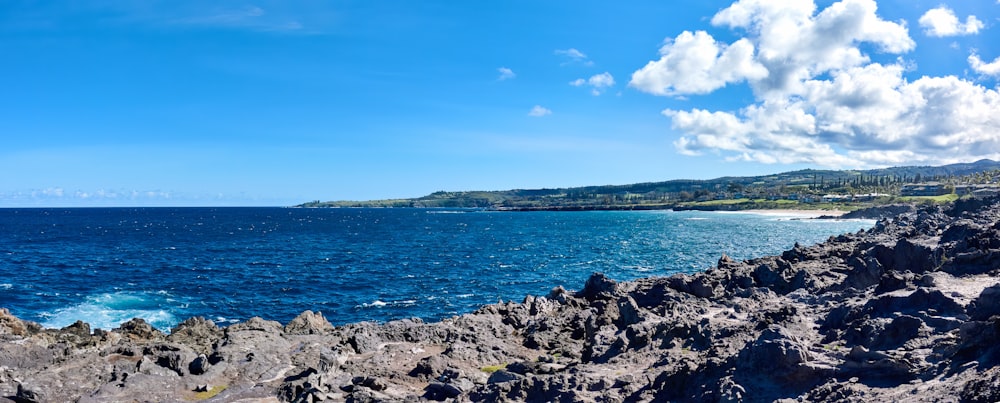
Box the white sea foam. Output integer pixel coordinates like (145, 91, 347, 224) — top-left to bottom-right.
(0, 283, 11, 290)
(361, 300, 387, 308)
(40, 291, 180, 332)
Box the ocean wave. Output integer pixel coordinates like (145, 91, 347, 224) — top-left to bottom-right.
(362, 300, 388, 308)
(40, 291, 181, 332)
(357, 299, 418, 309)
(0, 283, 11, 290)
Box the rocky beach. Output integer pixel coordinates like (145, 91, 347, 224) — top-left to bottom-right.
(4, 199, 1000, 402)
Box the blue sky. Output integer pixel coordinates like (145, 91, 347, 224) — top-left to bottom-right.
(2, 0, 999, 206)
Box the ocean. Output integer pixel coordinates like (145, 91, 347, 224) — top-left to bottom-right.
(0, 207, 874, 331)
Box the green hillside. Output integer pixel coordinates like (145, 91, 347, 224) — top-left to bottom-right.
(297, 159, 1000, 210)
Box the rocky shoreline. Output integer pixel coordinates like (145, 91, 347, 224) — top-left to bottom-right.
(5, 200, 1000, 402)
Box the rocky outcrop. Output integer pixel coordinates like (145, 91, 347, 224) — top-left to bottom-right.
(6, 200, 1000, 401)
(836, 203, 918, 220)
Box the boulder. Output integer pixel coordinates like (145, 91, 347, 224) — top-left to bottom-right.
(188, 354, 210, 375)
(167, 317, 221, 356)
(0, 308, 42, 336)
(115, 318, 165, 342)
(577, 273, 618, 300)
(283, 310, 334, 335)
(736, 326, 826, 388)
(969, 284, 1000, 321)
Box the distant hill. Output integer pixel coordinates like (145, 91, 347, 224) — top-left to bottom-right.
(297, 159, 1000, 210)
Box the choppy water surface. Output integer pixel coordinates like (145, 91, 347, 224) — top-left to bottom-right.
(0, 208, 873, 330)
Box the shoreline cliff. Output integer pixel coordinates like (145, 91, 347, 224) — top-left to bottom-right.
(4, 199, 1000, 402)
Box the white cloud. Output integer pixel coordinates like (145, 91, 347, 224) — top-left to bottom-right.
(497, 67, 516, 81)
(919, 6, 984, 37)
(721, 0, 912, 99)
(670, 63, 1000, 166)
(632, 0, 914, 99)
(556, 48, 586, 60)
(632, 0, 1000, 167)
(589, 72, 614, 87)
(571, 72, 616, 95)
(555, 48, 594, 65)
(630, 30, 767, 95)
(969, 52, 1000, 76)
(528, 105, 552, 117)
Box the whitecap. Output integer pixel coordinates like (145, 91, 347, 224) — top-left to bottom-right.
(214, 316, 238, 324)
(0, 283, 12, 290)
(360, 300, 387, 308)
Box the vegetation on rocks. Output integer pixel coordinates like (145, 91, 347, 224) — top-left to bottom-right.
(299, 160, 1000, 212)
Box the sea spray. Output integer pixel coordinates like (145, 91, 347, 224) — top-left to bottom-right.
(40, 291, 181, 331)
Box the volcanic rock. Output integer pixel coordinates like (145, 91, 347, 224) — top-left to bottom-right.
(6, 200, 1000, 401)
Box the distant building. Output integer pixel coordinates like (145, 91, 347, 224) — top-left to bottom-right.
(957, 185, 1000, 197)
(852, 193, 887, 202)
(972, 187, 1000, 199)
(900, 182, 950, 197)
(822, 194, 850, 203)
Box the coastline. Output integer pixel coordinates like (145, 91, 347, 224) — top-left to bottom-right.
(735, 208, 849, 218)
(4, 200, 1000, 401)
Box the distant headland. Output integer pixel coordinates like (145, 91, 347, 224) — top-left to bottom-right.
(297, 159, 1000, 212)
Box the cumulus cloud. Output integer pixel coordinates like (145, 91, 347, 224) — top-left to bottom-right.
(919, 6, 984, 37)
(555, 48, 593, 65)
(571, 72, 616, 95)
(969, 53, 1000, 76)
(589, 72, 614, 88)
(670, 63, 1000, 167)
(631, 0, 1000, 167)
(630, 31, 767, 95)
(497, 67, 516, 81)
(528, 105, 552, 117)
(632, 0, 914, 99)
(715, 0, 913, 99)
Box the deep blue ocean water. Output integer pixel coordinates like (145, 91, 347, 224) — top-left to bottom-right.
(0, 207, 874, 331)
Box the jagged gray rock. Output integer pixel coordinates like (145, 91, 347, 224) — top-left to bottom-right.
(7, 200, 1000, 401)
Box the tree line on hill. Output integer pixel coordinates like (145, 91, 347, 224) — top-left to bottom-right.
(298, 160, 1000, 210)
